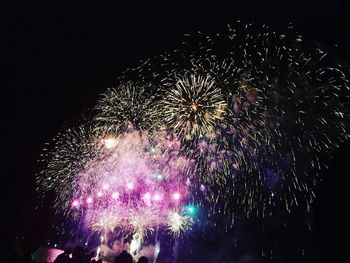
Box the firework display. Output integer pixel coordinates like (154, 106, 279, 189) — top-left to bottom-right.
(41, 127, 194, 238)
(37, 22, 349, 258)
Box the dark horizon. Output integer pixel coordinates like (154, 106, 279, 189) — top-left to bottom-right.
(6, 1, 350, 262)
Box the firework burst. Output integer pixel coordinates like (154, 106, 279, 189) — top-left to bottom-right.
(37, 124, 103, 215)
(160, 74, 227, 141)
(166, 211, 192, 236)
(37, 22, 349, 244)
(186, 22, 350, 219)
(89, 209, 123, 235)
(95, 82, 159, 133)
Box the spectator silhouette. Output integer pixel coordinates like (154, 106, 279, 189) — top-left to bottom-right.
(114, 250, 133, 263)
(71, 246, 89, 263)
(54, 248, 72, 263)
(137, 256, 148, 263)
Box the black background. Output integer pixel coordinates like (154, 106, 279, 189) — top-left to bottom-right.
(5, 1, 350, 262)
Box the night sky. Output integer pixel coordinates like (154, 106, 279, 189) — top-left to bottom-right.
(5, 1, 350, 262)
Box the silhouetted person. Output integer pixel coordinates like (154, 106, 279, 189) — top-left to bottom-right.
(137, 256, 148, 263)
(71, 246, 88, 263)
(54, 248, 72, 263)
(114, 250, 133, 263)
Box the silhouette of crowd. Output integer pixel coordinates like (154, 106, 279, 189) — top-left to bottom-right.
(53, 246, 148, 263)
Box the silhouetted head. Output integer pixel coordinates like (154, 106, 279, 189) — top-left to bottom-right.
(72, 246, 85, 259)
(115, 250, 133, 263)
(137, 256, 148, 263)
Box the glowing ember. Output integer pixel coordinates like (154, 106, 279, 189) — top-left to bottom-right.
(103, 137, 118, 149)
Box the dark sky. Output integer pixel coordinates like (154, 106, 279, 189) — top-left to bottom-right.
(5, 0, 350, 261)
